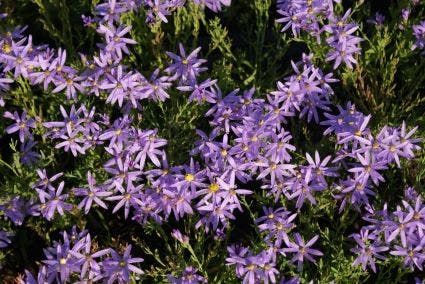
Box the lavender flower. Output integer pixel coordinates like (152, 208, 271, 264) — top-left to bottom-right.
(3, 110, 36, 142)
(0, 231, 13, 248)
(282, 233, 323, 271)
(40, 181, 73, 221)
(102, 245, 144, 283)
(412, 21, 425, 52)
(165, 43, 207, 84)
(167, 266, 206, 284)
(74, 171, 112, 214)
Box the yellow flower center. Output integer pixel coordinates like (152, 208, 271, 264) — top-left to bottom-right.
(209, 183, 219, 193)
(2, 43, 11, 54)
(185, 174, 194, 182)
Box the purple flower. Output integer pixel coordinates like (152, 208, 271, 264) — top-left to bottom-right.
(97, 24, 137, 59)
(324, 10, 363, 69)
(0, 196, 31, 225)
(106, 184, 143, 219)
(412, 21, 425, 52)
(3, 110, 36, 142)
(43, 243, 81, 282)
(0, 76, 14, 106)
(1, 35, 38, 78)
(171, 229, 189, 244)
(40, 181, 73, 221)
(145, 0, 172, 23)
(55, 130, 86, 156)
(348, 151, 387, 185)
(0, 231, 13, 248)
(384, 207, 414, 247)
(167, 266, 206, 284)
(74, 171, 112, 214)
(282, 233, 323, 271)
(32, 169, 63, 192)
(193, 0, 231, 13)
(178, 78, 218, 104)
(143, 68, 172, 102)
(367, 12, 385, 27)
(102, 245, 144, 283)
(196, 202, 237, 233)
(20, 140, 41, 166)
(351, 229, 388, 272)
(52, 73, 85, 101)
(165, 43, 207, 84)
(68, 234, 110, 280)
(390, 244, 425, 271)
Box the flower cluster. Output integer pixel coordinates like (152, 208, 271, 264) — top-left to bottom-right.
(85, 0, 231, 26)
(0, 0, 423, 282)
(276, 1, 363, 69)
(322, 103, 422, 211)
(350, 188, 425, 272)
(21, 227, 144, 283)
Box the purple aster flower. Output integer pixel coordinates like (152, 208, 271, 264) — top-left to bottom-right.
(165, 43, 207, 84)
(22, 266, 52, 284)
(98, 114, 132, 148)
(0, 77, 14, 106)
(1, 35, 38, 78)
(288, 169, 323, 208)
(68, 234, 110, 280)
(390, 244, 425, 271)
(0, 231, 13, 248)
(19, 139, 41, 166)
(324, 10, 363, 69)
(95, 0, 127, 24)
(167, 266, 206, 284)
(282, 233, 323, 271)
(384, 207, 414, 247)
(55, 130, 86, 156)
(43, 243, 81, 282)
(106, 184, 143, 219)
(145, 0, 172, 23)
(40, 181, 73, 221)
(142, 68, 172, 102)
(164, 186, 195, 220)
(177, 78, 218, 104)
(173, 158, 206, 194)
(0, 196, 29, 225)
(193, 0, 231, 13)
(412, 21, 425, 52)
(32, 169, 63, 192)
(132, 129, 167, 170)
(256, 156, 296, 187)
(216, 176, 252, 210)
(97, 24, 137, 59)
(349, 151, 387, 185)
(256, 207, 297, 243)
(350, 228, 388, 272)
(3, 110, 36, 142)
(74, 171, 112, 214)
(171, 229, 189, 245)
(196, 202, 237, 233)
(52, 72, 85, 101)
(367, 12, 385, 27)
(101, 245, 144, 283)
